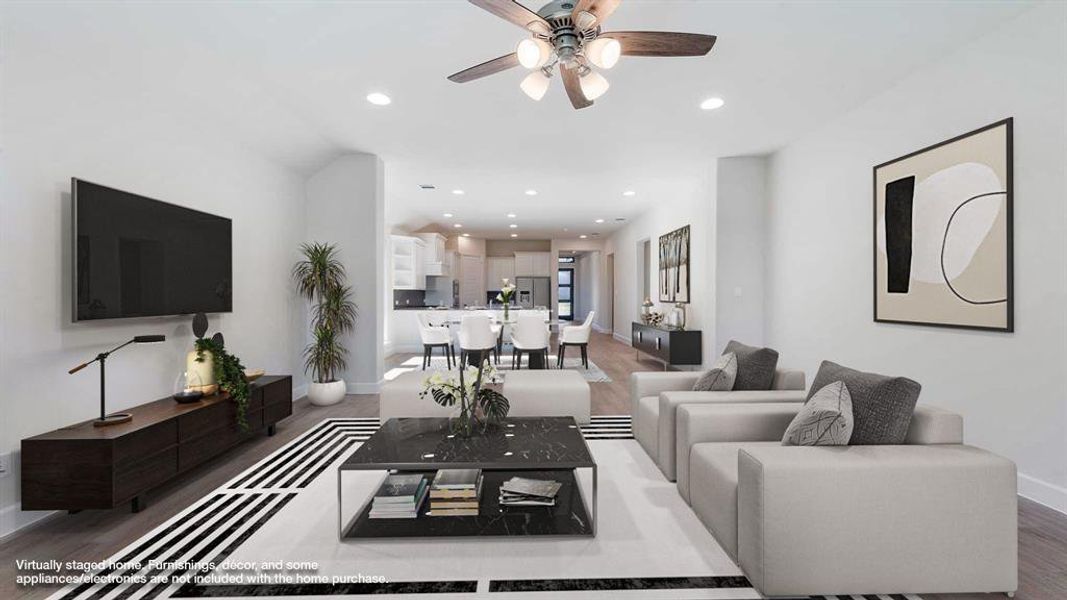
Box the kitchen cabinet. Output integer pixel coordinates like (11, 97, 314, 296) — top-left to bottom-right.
(486, 257, 515, 290)
(417, 233, 449, 276)
(391, 235, 427, 290)
(514, 251, 551, 277)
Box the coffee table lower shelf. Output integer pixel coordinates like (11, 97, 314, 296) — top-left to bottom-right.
(340, 469, 595, 539)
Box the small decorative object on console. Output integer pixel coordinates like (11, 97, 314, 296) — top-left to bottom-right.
(172, 370, 205, 403)
(67, 334, 167, 427)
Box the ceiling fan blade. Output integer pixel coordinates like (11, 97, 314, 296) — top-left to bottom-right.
(600, 31, 717, 57)
(560, 64, 593, 110)
(572, 0, 621, 30)
(448, 53, 521, 83)
(469, 0, 551, 34)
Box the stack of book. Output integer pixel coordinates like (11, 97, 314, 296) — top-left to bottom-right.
(369, 474, 428, 519)
(498, 476, 562, 507)
(429, 469, 483, 517)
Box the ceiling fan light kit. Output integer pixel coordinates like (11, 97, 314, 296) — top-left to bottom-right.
(449, 0, 717, 110)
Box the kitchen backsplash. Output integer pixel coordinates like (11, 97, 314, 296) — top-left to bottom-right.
(393, 289, 427, 307)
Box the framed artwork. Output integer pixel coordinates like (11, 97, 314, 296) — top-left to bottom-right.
(659, 225, 690, 304)
(874, 118, 1013, 331)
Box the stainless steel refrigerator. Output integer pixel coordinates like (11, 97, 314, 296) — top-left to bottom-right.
(516, 276, 550, 309)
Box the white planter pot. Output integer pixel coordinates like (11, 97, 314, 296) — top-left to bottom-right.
(308, 380, 346, 406)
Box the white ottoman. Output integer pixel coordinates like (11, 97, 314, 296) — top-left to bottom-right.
(502, 370, 591, 424)
(380, 371, 454, 420)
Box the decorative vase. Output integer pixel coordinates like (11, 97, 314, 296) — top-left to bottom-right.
(308, 380, 346, 406)
(173, 370, 205, 403)
(186, 350, 216, 392)
(503, 303, 510, 322)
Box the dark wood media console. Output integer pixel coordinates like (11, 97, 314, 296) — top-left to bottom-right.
(21, 375, 292, 513)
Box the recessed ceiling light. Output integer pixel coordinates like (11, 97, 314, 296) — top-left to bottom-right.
(509, 224, 518, 229)
(594, 218, 605, 224)
(453, 223, 462, 228)
(525, 189, 537, 196)
(462, 233, 470, 237)
(700, 97, 725, 111)
(443, 212, 453, 218)
(507, 213, 517, 219)
(366, 92, 392, 106)
(579, 234, 588, 239)
(622, 190, 636, 196)
(510, 233, 518, 238)
(452, 189, 464, 195)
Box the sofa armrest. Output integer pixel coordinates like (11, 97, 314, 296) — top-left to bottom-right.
(675, 403, 800, 502)
(737, 445, 1017, 597)
(658, 391, 806, 481)
(629, 371, 702, 415)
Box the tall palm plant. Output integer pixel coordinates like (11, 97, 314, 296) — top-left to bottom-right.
(293, 243, 357, 384)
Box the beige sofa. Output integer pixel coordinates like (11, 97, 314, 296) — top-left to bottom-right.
(675, 402, 1018, 597)
(630, 369, 806, 480)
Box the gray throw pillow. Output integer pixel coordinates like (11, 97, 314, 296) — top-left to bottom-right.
(782, 381, 854, 446)
(692, 352, 737, 391)
(807, 360, 921, 445)
(723, 340, 779, 391)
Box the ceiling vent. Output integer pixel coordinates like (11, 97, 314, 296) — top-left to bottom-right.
(419, 184, 436, 190)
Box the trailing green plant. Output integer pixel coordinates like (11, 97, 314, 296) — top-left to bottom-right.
(195, 337, 250, 431)
(293, 242, 357, 383)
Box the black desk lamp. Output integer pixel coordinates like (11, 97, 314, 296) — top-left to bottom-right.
(68, 335, 166, 427)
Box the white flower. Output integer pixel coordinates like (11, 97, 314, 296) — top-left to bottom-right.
(501, 278, 509, 285)
(495, 293, 503, 301)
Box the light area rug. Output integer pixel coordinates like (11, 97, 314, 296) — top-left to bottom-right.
(385, 355, 611, 383)
(46, 418, 924, 600)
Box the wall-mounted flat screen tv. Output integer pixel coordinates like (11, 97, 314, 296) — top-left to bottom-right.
(73, 178, 232, 321)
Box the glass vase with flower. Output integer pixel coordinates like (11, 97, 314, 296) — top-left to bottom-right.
(419, 358, 509, 437)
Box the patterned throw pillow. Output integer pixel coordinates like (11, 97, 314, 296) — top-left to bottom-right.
(782, 381, 854, 446)
(807, 360, 921, 444)
(723, 340, 779, 391)
(692, 352, 737, 392)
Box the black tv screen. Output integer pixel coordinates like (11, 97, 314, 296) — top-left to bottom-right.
(73, 178, 232, 321)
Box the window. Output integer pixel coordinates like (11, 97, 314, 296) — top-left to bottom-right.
(558, 268, 574, 321)
(558, 256, 575, 264)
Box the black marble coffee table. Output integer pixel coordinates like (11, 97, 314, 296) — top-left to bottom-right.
(337, 417, 597, 540)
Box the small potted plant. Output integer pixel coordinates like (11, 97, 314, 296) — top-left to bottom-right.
(495, 278, 517, 321)
(420, 359, 508, 437)
(293, 242, 357, 406)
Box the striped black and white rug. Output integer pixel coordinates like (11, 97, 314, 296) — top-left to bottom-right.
(48, 416, 922, 600)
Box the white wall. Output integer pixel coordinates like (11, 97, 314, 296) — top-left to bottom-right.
(764, 4, 1067, 512)
(715, 157, 768, 348)
(605, 170, 717, 364)
(0, 28, 307, 537)
(305, 154, 386, 394)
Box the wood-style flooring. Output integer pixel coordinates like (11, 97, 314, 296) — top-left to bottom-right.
(2, 332, 1064, 600)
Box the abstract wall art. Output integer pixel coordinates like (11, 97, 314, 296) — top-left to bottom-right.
(659, 224, 690, 304)
(874, 118, 1013, 331)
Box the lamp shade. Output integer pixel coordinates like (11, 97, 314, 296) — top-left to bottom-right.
(579, 69, 610, 100)
(520, 70, 551, 101)
(516, 38, 552, 69)
(585, 37, 621, 69)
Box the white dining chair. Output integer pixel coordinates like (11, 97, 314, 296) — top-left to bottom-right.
(511, 312, 550, 370)
(417, 312, 453, 370)
(481, 310, 504, 365)
(458, 314, 498, 368)
(558, 311, 595, 369)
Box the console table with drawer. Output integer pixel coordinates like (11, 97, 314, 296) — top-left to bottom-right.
(631, 322, 702, 368)
(21, 375, 292, 513)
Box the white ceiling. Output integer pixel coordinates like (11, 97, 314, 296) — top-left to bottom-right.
(9, 1, 1032, 239)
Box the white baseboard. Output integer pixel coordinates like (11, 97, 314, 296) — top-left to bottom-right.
(613, 332, 631, 345)
(292, 383, 308, 402)
(347, 380, 383, 395)
(592, 324, 611, 334)
(0, 502, 57, 542)
(1018, 472, 1067, 515)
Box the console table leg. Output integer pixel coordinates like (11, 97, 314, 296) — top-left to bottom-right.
(267, 424, 276, 437)
(131, 495, 146, 513)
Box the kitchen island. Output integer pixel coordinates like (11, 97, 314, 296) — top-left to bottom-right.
(387, 307, 552, 355)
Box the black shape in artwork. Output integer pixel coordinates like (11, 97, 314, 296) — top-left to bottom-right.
(884, 176, 915, 294)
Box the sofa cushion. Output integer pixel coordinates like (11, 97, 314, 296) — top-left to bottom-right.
(634, 396, 660, 462)
(723, 340, 779, 391)
(688, 441, 779, 561)
(692, 352, 737, 392)
(808, 361, 921, 445)
(782, 381, 854, 446)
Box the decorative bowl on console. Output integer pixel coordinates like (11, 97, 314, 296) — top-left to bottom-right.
(173, 370, 205, 403)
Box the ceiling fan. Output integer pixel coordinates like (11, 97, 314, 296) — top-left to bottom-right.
(447, 0, 717, 109)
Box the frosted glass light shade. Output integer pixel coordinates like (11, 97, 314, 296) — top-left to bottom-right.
(579, 70, 610, 100)
(520, 70, 551, 101)
(517, 38, 552, 69)
(585, 37, 621, 69)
